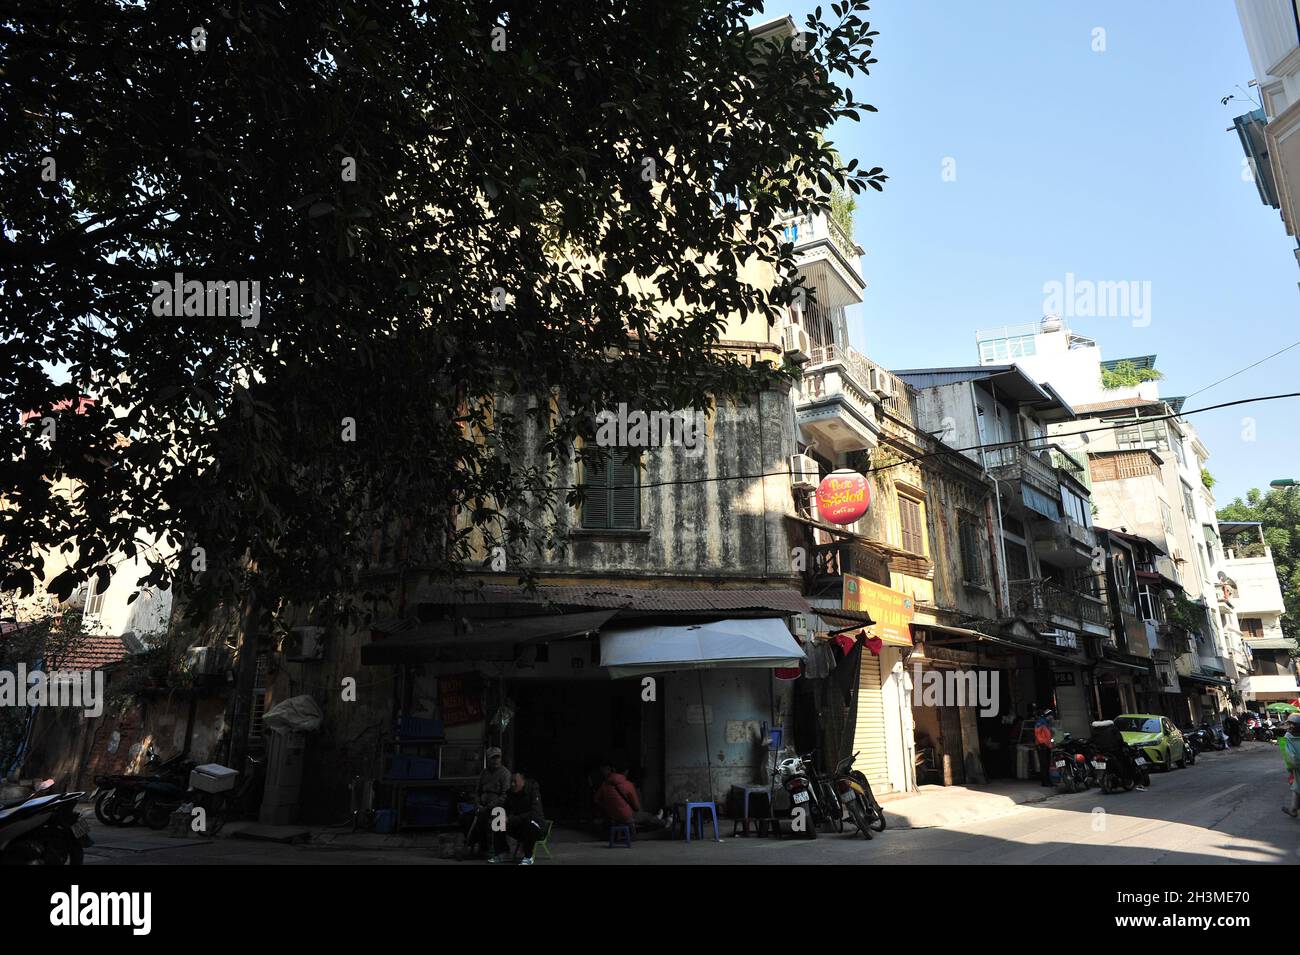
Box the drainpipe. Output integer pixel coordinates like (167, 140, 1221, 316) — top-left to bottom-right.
(973, 379, 1009, 616)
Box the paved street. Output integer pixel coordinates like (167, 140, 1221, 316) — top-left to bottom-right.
(83, 744, 1297, 865)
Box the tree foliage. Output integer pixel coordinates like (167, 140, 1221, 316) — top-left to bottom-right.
(1, 2, 887, 624)
(1219, 487, 1300, 639)
(1100, 360, 1162, 390)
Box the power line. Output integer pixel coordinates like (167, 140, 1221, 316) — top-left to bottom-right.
(536, 390, 1300, 493)
(1185, 339, 1300, 401)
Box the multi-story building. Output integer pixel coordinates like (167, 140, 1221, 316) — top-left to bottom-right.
(893, 364, 1107, 743)
(1220, 520, 1300, 705)
(975, 317, 1241, 718)
(1232, 0, 1300, 267)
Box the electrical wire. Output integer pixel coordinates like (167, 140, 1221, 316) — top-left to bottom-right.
(543, 390, 1300, 493)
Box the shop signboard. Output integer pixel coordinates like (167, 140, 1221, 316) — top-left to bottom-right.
(844, 574, 914, 647)
(815, 469, 871, 525)
(438, 672, 484, 726)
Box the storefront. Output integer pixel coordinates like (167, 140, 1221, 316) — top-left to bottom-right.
(360, 587, 812, 827)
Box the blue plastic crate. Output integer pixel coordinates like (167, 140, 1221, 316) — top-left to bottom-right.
(385, 755, 411, 780)
(373, 809, 397, 834)
(398, 716, 443, 740)
(406, 757, 438, 780)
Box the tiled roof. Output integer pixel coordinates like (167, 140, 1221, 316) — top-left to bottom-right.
(61, 634, 128, 670)
(1073, 397, 1161, 414)
(412, 583, 811, 615)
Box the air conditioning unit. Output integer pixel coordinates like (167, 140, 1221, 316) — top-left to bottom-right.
(790, 454, 820, 490)
(182, 645, 231, 676)
(285, 626, 326, 662)
(868, 366, 894, 398)
(780, 323, 811, 363)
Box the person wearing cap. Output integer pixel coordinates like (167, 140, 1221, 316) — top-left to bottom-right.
(1280, 714, 1300, 818)
(465, 747, 511, 858)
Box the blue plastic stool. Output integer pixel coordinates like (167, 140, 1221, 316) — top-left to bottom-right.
(608, 824, 633, 848)
(684, 801, 720, 842)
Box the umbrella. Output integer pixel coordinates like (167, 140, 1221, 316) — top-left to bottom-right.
(1266, 702, 1299, 713)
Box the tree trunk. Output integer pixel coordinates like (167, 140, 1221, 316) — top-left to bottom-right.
(225, 589, 262, 772)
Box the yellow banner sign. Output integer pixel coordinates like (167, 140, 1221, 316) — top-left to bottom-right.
(843, 574, 915, 647)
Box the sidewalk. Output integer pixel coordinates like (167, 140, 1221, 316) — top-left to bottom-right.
(879, 779, 1063, 829)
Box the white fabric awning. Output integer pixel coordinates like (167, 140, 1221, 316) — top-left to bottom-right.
(599, 617, 804, 678)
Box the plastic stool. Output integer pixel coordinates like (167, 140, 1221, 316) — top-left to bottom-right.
(684, 801, 720, 842)
(608, 824, 633, 848)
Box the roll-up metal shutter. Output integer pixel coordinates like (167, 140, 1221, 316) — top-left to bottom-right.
(852, 650, 889, 789)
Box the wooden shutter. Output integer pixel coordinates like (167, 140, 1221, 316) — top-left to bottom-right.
(899, 496, 924, 555)
(582, 458, 610, 528)
(852, 651, 890, 790)
(610, 451, 640, 529)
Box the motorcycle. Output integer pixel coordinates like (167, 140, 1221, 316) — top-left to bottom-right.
(830, 752, 886, 838)
(1053, 734, 1096, 793)
(1093, 744, 1151, 794)
(776, 752, 842, 838)
(138, 762, 238, 836)
(93, 748, 195, 827)
(0, 780, 93, 865)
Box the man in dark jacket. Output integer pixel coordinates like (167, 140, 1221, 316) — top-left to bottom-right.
(465, 746, 511, 858)
(490, 771, 546, 865)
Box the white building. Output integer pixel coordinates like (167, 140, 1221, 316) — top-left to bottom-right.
(1233, 0, 1300, 265)
(1220, 521, 1299, 703)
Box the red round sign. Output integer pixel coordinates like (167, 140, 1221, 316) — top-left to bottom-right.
(815, 469, 870, 525)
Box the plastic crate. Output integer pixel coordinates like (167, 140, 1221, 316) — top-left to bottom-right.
(385, 755, 411, 780)
(398, 716, 443, 740)
(373, 809, 397, 834)
(190, 763, 239, 794)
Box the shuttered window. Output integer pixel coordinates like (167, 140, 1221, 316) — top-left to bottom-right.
(581, 450, 641, 530)
(899, 495, 925, 556)
(959, 515, 984, 585)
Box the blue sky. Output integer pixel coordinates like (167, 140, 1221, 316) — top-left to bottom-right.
(766, 0, 1300, 506)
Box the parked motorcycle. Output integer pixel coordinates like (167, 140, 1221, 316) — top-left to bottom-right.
(94, 748, 195, 827)
(777, 751, 842, 838)
(830, 752, 886, 838)
(1053, 734, 1096, 793)
(1179, 726, 1202, 765)
(0, 780, 92, 865)
(138, 762, 238, 836)
(1093, 744, 1151, 794)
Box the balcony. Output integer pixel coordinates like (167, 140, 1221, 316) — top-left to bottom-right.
(1008, 578, 1109, 634)
(795, 343, 882, 454)
(1033, 516, 1096, 567)
(781, 210, 866, 307)
(986, 445, 1059, 498)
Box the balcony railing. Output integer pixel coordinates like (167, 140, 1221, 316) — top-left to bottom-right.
(986, 445, 1060, 496)
(1009, 578, 1108, 628)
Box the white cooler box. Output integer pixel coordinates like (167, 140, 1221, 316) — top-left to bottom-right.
(190, 763, 240, 794)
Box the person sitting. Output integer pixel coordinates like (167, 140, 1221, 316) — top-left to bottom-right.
(593, 765, 666, 832)
(490, 771, 547, 865)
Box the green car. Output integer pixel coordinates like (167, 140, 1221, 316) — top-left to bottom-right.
(1116, 714, 1187, 770)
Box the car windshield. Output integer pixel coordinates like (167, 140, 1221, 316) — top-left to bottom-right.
(1116, 717, 1161, 733)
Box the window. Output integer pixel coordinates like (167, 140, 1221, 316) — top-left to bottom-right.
(1160, 501, 1175, 534)
(1138, 585, 1160, 623)
(1114, 419, 1170, 453)
(581, 450, 641, 530)
(85, 579, 106, 617)
(249, 652, 269, 744)
(1004, 541, 1030, 581)
(978, 335, 1037, 363)
(1061, 487, 1090, 526)
(1180, 482, 1196, 521)
(898, 495, 925, 556)
(959, 515, 984, 585)
(1170, 435, 1186, 468)
(1242, 617, 1263, 639)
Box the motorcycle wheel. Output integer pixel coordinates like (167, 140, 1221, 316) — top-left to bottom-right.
(1101, 773, 1116, 795)
(94, 788, 120, 826)
(1137, 768, 1151, 788)
(846, 798, 873, 839)
(1, 829, 83, 866)
(1058, 770, 1077, 794)
(141, 795, 173, 830)
(870, 803, 887, 832)
(201, 793, 229, 836)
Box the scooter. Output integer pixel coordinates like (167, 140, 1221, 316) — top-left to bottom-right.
(776, 752, 840, 838)
(830, 752, 885, 838)
(0, 780, 92, 865)
(94, 748, 195, 827)
(1093, 744, 1151, 794)
(1053, 734, 1097, 792)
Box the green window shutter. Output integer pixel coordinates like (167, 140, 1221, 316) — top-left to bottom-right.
(582, 458, 611, 529)
(610, 451, 640, 529)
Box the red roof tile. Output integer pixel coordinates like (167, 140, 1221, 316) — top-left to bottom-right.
(61, 634, 128, 670)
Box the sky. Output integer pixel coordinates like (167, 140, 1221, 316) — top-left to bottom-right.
(762, 0, 1300, 507)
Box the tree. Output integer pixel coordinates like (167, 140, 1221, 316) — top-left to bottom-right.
(1, 1, 888, 630)
(1100, 360, 1162, 390)
(1218, 487, 1300, 640)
